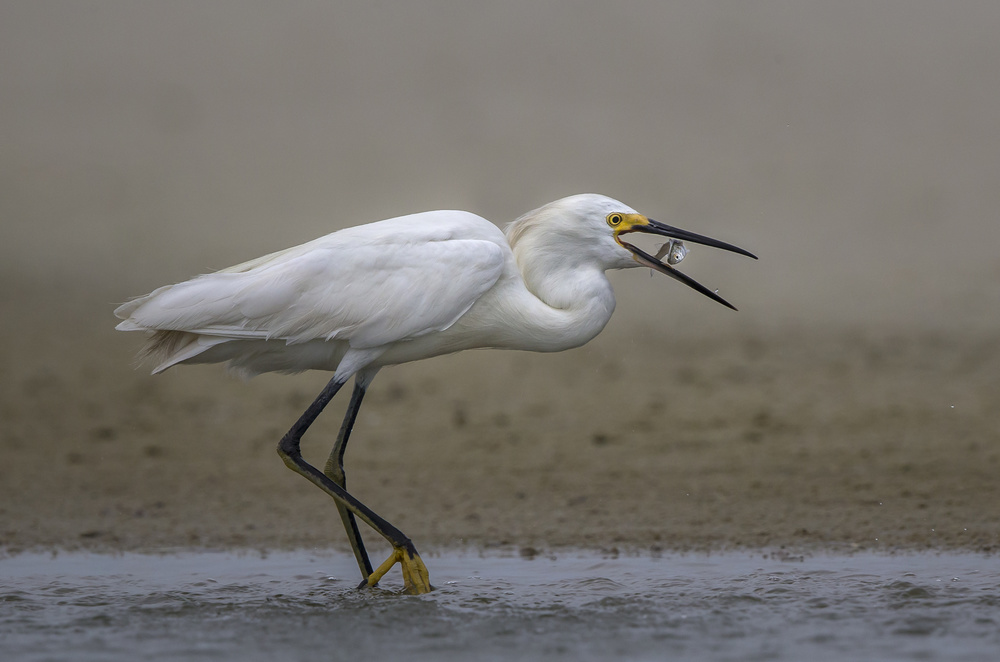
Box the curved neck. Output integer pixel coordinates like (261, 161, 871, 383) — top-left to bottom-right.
(500, 257, 616, 353)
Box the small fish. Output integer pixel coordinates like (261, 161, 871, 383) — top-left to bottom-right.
(654, 239, 688, 266)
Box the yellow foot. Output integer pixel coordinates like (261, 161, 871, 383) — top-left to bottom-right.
(365, 543, 433, 594)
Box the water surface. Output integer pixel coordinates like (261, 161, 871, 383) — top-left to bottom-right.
(2, 549, 998, 661)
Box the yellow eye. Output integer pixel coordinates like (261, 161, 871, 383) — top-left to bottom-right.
(607, 213, 623, 227)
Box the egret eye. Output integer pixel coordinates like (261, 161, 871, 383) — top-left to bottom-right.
(607, 213, 623, 227)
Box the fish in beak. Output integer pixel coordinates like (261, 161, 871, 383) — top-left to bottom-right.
(615, 217, 757, 311)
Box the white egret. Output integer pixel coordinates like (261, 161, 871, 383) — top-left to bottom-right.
(115, 193, 756, 593)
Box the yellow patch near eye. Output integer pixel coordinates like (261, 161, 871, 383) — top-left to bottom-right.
(607, 213, 649, 231)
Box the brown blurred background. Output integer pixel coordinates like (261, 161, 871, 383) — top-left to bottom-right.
(1, 2, 998, 553)
(4, 1, 1000, 331)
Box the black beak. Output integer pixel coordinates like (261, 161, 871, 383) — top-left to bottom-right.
(618, 219, 757, 311)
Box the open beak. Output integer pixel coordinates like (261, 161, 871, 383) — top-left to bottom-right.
(617, 219, 757, 311)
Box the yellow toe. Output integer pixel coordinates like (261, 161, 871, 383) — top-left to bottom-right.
(400, 547, 433, 595)
(364, 545, 433, 594)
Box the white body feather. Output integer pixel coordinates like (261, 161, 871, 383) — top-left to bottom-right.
(116, 195, 640, 380)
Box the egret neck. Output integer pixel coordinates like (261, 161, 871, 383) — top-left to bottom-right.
(491, 217, 618, 353)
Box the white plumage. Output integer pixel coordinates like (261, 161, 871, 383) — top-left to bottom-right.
(116, 209, 512, 376)
(116, 195, 659, 379)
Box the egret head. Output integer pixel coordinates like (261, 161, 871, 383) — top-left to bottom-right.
(508, 194, 757, 310)
(606, 206, 757, 310)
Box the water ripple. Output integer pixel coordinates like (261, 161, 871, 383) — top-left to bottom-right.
(1, 550, 998, 661)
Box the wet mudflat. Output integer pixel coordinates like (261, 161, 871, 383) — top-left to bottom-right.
(2, 550, 998, 662)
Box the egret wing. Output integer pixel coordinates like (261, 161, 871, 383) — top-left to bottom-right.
(116, 222, 506, 350)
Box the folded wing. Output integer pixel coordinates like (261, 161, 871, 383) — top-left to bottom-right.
(115, 212, 508, 368)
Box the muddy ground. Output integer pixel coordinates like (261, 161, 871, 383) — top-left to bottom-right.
(2, 291, 997, 558)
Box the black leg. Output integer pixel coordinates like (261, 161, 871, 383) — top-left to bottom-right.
(276, 376, 432, 594)
(323, 380, 374, 579)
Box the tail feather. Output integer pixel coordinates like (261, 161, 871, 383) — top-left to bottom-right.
(134, 330, 231, 374)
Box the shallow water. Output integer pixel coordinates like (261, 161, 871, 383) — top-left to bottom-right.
(1, 549, 998, 661)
